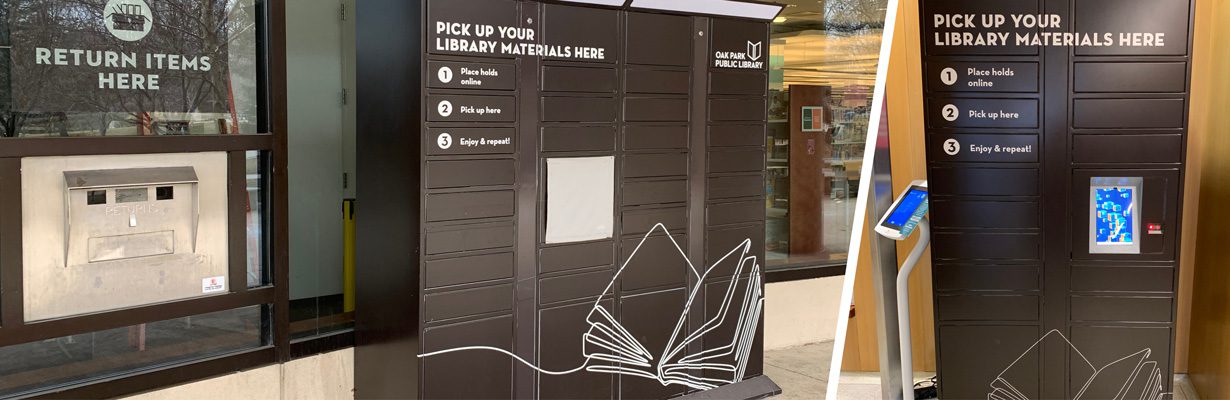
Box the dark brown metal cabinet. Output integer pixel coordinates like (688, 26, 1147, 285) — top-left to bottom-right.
(357, 1, 779, 398)
(919, 0, 1194, 398)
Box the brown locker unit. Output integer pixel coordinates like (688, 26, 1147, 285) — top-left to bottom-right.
(356, 1, 780, 398)
(919, 0, 1194, 399)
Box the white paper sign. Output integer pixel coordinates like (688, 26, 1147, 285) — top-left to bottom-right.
(546, 156, 615, 244)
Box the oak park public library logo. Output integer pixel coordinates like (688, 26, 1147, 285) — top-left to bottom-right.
(714, 40, 765, 69)
(104, 0, 153, 42)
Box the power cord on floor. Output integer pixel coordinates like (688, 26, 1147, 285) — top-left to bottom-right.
(913, 375, 939, 399)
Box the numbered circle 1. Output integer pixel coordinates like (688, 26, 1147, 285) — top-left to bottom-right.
(941, 104, 959, 122)
(942, 138, 960, 155)
(940, 67, 958, 86)
(437, 133, 453, 149)
(437, 66, 454, 84)
(437, 100, 453, 117)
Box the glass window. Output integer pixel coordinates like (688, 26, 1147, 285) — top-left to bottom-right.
(115, 187, 148, 203)
(0, 306, 267, 398)
(156, 186, 174, 201)
(766, 0, 886, 268)
(247, 150, 270, 288)
(285, 0, 356, 339)
(0, 0, 260, 137)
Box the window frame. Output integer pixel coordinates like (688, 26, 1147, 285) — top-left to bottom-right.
(0, 0, 338, 397)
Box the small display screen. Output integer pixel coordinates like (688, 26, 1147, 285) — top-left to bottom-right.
(1094, 186, 1135, 245)
(883, 188, 928, 229)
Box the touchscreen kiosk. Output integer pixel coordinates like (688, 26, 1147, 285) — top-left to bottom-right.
(875, 180, 929, 240)
(1089, 176, 1142, 254)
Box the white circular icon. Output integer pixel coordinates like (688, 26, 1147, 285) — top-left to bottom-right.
(437, 100, 453, 117)
(438, 66, 454, 84)
(104, 0, 154, 42)
(943, 138, 961, 155)
(941, 104, 959, 122)
(940, 67, 958, 86)
(437, 133, 453, 149)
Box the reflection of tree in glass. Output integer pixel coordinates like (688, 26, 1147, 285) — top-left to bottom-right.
(0, 0, 259, 137)
(823, 0, 888, 31)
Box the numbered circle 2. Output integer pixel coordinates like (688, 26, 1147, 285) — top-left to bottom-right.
(941, 104, 959, 122)
(437, 133, 453, 149)
(437, 100, 453, 117)
(942, 138, 960, 155)
(940, 67, 958, 86)
(437, 66, 454, 84)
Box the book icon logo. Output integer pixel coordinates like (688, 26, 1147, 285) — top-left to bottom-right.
(104, 0, 153, 42)
(747, 41, 763, 61)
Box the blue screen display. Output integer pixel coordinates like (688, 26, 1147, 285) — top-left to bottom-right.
(1094, 186, 1134, 244)
(884, 188, 928, 228)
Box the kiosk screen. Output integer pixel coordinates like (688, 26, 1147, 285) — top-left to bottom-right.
(1088, 177, 1143, 254)
(1093, 186, 1135, 245)
(875, 182, 929, 241)
(884, 188, 928, 230)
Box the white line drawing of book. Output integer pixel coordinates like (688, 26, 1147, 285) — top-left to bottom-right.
(988, 329, 1173, 400)
(420, 223, 765, 391)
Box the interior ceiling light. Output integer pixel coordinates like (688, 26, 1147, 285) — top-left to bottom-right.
(773, 16, 788, 23)
(630, 0, 785, 21)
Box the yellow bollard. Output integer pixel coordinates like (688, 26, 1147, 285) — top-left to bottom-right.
(343, 199, 356, 313)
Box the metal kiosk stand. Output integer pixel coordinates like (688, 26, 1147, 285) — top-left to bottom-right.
(873, 180, 930, 400)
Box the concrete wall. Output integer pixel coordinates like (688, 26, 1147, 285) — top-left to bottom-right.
(764, 276, 844, 350)
(123, 349, 354, 400)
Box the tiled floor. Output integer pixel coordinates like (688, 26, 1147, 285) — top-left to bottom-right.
(835, 371, 936, 400)
(764, 341, 833, 399)
(764, 342, 1203, 399)
(836, 371, 1202, 399)
(1175, 374, 1200, 400)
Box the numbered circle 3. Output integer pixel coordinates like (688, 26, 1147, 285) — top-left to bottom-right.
(437, 100, 453, 117)
(437, 133, 453, 149)
(941, 104, 959, 122)
(438, 66, 454, 84)
(943, 138, 960, 155)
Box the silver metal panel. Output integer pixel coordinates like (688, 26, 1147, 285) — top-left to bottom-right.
(87, 230, 175, 262)
(23, 152, 229, 322)
(868, 99, 905, 399)
(64, 166, 198, 189)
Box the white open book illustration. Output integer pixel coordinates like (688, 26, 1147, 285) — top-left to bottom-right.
(989, 329, 1172, 400)
(419, 223, 765, 391)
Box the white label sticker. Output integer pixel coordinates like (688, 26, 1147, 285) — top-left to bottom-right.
(202, 276, 226, 294)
